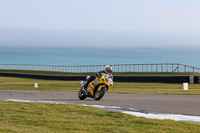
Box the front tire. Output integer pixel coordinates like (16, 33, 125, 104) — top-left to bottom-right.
(94, 87, 106, 100)
(78, 88, 86, 100)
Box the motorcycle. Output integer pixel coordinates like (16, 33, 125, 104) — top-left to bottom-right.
(78, 73, 113, 100)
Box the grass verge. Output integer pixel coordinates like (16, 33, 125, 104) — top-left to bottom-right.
(0, 76, 200, 95)
(0, 100, 200, 133)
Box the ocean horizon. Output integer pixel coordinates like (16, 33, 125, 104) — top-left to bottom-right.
(0, 47, 200, 69)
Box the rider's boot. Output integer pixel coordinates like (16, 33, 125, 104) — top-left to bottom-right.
(83, 83, 89, 91)
(84, 75, 95, 91)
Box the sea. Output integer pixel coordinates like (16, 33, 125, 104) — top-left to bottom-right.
(0, 47, 200, 68)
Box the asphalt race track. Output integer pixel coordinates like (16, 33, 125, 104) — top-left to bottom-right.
(0, 90, 200, 116)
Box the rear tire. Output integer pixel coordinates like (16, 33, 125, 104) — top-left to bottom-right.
(78, 88, 86, 100)
(94, 87, 106, 100)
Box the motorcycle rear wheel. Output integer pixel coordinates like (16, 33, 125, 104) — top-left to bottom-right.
(94, 87, 106, 100)
(78, 88, 86, 100)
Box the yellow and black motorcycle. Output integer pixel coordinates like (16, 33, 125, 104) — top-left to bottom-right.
(78, 74, 113, 100)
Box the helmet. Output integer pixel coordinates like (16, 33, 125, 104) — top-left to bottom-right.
(104, 65, 112, 74)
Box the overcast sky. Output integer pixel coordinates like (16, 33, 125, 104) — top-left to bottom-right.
(0, 0, 200, 48)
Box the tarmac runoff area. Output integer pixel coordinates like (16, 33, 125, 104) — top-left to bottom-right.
(0, 90, 200, 124)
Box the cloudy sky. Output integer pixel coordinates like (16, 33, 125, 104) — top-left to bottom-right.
(0, 0, 200, 48)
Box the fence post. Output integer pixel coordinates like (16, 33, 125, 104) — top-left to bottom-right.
(178, 64, 179, 72)
(81, 65, 83, 72)
(138, 64, 140, 72)
(156, 64, 158, 72)
(118, 64, 119, 72)
(185, 65, 186, 72)
(147, 64, 148, 72)
(142, 64, 144, 72)
(166, 63, 168, 72)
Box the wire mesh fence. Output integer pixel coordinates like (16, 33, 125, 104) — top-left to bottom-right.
(0, 63, 200, 73)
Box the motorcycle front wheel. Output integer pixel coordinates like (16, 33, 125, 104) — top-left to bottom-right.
(78, 88, 86, 100)
(94, 87, 106, 100)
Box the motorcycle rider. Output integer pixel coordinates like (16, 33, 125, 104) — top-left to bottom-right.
(83, 65, 113, 90)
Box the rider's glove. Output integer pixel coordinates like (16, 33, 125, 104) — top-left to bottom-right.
(95, 73, 101, 78)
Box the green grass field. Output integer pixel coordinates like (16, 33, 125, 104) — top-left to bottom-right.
(0, 74, 200, 132)
(0, 76, 200, 95)
(1, 100, 200, 133)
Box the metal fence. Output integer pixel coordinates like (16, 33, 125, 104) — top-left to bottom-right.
(0, 63, 200, 73)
